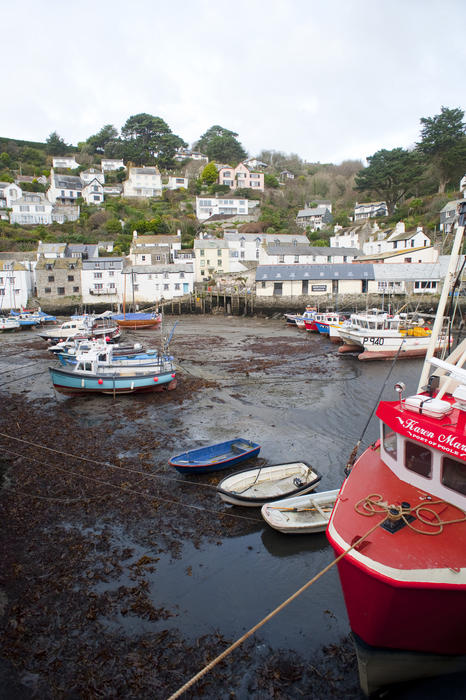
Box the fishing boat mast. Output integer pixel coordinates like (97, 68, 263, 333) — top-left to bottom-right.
(418, 202, 466, 391)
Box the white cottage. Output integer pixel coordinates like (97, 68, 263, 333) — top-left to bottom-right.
(10, 193, 53, 225)
(0, 258, 34, 310)
(52, 155, 79, 169)
(122, 264, 194, 303)
(123, 167, 162, 198)
(101, 159, 125, 172)
(81, 257, 125, 305)
(0, 182, 22, 208)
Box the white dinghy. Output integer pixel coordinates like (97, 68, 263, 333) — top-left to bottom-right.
(216, 461, 321, 507)
(261, 489, 340, 533)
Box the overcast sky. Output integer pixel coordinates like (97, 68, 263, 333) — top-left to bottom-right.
(2, 0, 465, 165)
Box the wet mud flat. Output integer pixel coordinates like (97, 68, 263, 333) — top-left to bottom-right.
(1, 315, 445, 699)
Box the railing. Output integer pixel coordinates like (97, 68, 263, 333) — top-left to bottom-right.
(89, 287, 118, 295)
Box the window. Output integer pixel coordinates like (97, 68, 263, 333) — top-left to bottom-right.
(48, 275, 54, 282)
(383, 424, 397, 459)
(442, 456, 466, 495)
(294, 255, 299, 263)
(279, 255, 285, 263)
(261, 281, 266, 288)
(73, 287, 79, 293)
(217, 249, 222, 256)
(109, 271, 114, 277)
(94, 283, 103, 290)
(180, 272, 184, 278)
(164, 284, 169, 290)
(44, 287, 51, 293)
(405, 440, 431, 478)
(200, 250, 205, 256)
(273, 282, 283, 296)
(68, 275, 74, 281)
(164, 272, 169, 279)
(109, 283, 115, 289)
(94, 272, 102, 279)
(175, 283, 180, 290)
(57, 287, 65, 295)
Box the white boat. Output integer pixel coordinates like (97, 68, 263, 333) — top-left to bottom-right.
(38, 315, 121, 342)
(261, 489, 340, 533)
(216, 461, 321, 507)
(337, 309, 450, 360)
(0, 317, 20, 331)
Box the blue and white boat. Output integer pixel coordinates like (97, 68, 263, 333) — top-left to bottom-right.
(169, 439, 261, 474)
(49, 343, 176, 396)
(53, 339, 162, 367)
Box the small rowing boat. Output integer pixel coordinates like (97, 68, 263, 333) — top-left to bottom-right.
(169, 439, 261, 474)
(261, 489, 339, 533)
(216, 461, 321, 506)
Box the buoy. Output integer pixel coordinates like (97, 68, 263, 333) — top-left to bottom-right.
(171, 373, 176, 378)
(153, 377, 158, 382)
(98, 379, 103, 385)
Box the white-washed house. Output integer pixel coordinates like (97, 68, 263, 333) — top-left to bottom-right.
(52, 155, 79, 169)
(82, 179, 104, 205)
(121, 264, 194, 303)
(165, 176, 189, 190)
(80, 168, 105, 186)
(223, 231, 309, 263)
(440, 200, 464, 234)
(81, 257, 125, 305)
(354, 201, 388, 220)
(261, 243, 360, 266)
(358, 222, 437, 263)
(10, 193, 53, 225)
(0, 182, 22, 208)
(196, 196, 250, 221)
(255, 264, 374, 298)
(0, 258, 33, 310)
(123, 167, 162, 198)
(101, 158, 125, 172)
(47, 169, 82, 204)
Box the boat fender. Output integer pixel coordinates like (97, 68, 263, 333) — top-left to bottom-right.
(293, 477, 303, 487)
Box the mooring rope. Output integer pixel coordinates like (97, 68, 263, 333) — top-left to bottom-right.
(166, 516, 385, 700)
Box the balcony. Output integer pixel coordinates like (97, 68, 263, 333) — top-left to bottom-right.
(89, 287, 118, 295)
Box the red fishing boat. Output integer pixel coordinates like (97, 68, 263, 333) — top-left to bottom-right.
(327, 202, 466, 695)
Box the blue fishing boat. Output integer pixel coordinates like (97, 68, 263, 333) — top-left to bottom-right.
(169, 439, 261, 474)
(49, 343, 176, 396)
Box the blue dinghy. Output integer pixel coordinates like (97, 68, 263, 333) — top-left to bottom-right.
(169, 439, 261, 474)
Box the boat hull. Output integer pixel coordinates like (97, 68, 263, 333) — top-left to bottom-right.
(217, 462, 321, 506)
(49, 367, 176, 396)
(169, 439, 261, 474)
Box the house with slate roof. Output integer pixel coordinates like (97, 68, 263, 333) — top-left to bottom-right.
(354, 201, 388, 220)
(10, 193, 53, 225)
(35, 257, 82, 301)
(358, 222, 436, 263)
(123, 166, 162, 198)
(440, 199, 465, 234)
(255, 263, 374, 297)
(0, 258, 34, 310)
(0, 182, 22, 208)
(81, 257, 124, 304)
(296, 205, 333, 231)
(101, 158, 125, 172)
(223, 231, 309, 263)
(194, 239, 230, 281)
(52, 155, 79, 169)
(218, 162, 264, 191)
(261, 243, 361, 266)
(47, 169, 82, 204)
(119, 263, 194, 304)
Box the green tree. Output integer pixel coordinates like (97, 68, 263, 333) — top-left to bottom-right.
(201, 161, 219, 184)
(264, 174, 279, 188)
(85, 124, 118, 154)
(354, 148, 423, 214)
(120, 113, 186, 168)
(46, 131, 69, 155)
(417, 106, 466, 192)
(0, 152, 11, 168)
(194, 125, 247, 163)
